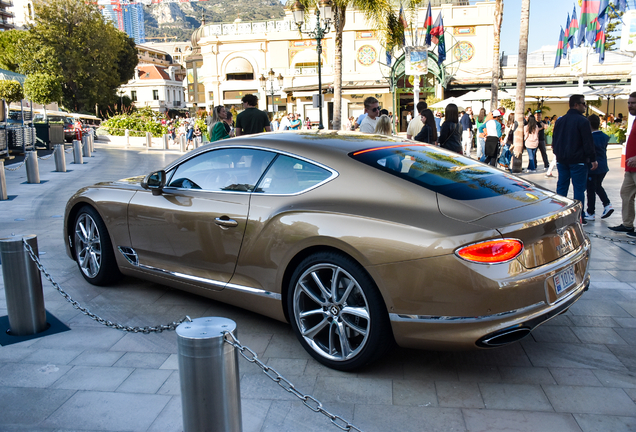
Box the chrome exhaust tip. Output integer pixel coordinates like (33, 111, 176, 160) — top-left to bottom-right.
(477, 327, 532, 348)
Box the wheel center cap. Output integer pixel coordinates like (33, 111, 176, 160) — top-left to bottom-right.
(329, 305, 340, 316)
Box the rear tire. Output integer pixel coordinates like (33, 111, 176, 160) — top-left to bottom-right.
(73, 206, 121, 286)
(287, 251, 392, 371)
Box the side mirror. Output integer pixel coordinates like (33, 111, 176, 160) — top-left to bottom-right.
(142, 170, 166, 195)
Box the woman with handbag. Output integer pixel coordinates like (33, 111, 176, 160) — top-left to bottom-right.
(437, 104, 462, 154)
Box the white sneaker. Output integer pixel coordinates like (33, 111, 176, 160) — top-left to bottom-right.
(584, 212, 595, 221)
(601, 204, 614, 219)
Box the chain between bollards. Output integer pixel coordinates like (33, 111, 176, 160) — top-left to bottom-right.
(3, 152, 29, 172)
(223, 331, 364, 432)
(585, 231, 636, 246)
(37, 146, 56, 160)
(21, 239, 190, 333)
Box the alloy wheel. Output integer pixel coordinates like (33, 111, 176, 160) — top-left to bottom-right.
(293, 263, 371, 362)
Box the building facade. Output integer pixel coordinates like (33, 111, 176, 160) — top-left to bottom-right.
(120, 64, 185, 112)
(183, 1, 501, 129)
(98, 0, 146, 44)
(178, 0, 634, 129)
(0, 0, 15, 31)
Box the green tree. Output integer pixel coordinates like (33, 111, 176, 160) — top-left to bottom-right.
(294, 0, 403, 130)
(24, 72, 63, 120)
(0, 79, 24, 120)
(0, 80, 24, 104)
(0, 30, 28, 72)
(605, 1, 624, 51)
(15, 0, 138, 113)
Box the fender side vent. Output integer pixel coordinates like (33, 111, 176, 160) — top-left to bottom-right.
(118, 247, 139, 266)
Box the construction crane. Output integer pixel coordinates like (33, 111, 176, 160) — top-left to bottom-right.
(144, 34, 179, 42)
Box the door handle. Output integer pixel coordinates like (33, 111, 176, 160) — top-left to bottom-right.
(215, 217, 238, 228)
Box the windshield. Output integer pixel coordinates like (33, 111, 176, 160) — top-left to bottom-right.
(350, 144, 537, 201)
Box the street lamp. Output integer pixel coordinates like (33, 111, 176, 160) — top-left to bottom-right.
(292, 0, 332, 130)
(259, 68, 284, 112)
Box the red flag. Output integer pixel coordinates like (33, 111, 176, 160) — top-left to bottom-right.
(424, 2, 433, 45)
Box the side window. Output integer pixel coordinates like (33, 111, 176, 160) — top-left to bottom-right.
(167, 148, 275, 192)
(257, 155, 332, 195)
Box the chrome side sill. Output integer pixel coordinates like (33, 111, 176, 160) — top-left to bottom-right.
(136, 263, 281, 300)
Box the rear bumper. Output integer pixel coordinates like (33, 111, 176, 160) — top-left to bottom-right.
(389, 241, 591, 351)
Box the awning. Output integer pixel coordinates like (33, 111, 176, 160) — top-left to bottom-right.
(225, 57, 253, 74)
(283, 80, 389, 94)
(0, 68, 26, 85)
(291, 49, 322, 66)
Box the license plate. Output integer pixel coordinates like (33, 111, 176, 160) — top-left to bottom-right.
(554, 265, 576, 295)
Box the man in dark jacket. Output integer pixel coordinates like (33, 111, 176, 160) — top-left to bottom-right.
(552, 94, 598, 220)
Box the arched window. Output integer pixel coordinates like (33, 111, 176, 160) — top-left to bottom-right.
(225, 57, 254, 81)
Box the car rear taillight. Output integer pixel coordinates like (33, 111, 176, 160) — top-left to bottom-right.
(455, 239, 523, 263)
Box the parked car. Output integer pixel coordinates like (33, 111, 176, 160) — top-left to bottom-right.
(64, 132, 591, 370)
(34, 114, 76, 142)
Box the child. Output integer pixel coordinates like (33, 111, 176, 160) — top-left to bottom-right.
(584, 114, 613, 220)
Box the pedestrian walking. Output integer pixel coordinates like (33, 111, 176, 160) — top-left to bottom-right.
(524, 115, 540, 172)
(414, 109, 438, 144)
(406, 101, 427, 140)
(584, 114, 613, 221)
(535, 110, 550, 169)
(359, 97, 381, 133)
(437, 103, 463, 154)
(209, 105, 230, 142)
(374, 115, 392, 135)
(205, 110, 214, 141)
(460, 108, 473, 157)
(475, 108, 487, 161)
(235, 94, 272, 136)
(479, 109, 503, 166)
(552, 94, 597, 223)
(608, 92, 636, 236)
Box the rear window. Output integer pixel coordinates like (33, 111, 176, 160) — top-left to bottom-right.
(350, 144, 535, 201)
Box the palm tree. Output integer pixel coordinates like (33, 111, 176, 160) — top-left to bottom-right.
(293, 0, 402, 131)
(513, 0, 530, 161)
(490, 0, 503, 110)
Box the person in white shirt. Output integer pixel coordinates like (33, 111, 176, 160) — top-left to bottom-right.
(359, 96, 380, 133)
(406, 101, 428, 139)
(278, 113, 292, 131)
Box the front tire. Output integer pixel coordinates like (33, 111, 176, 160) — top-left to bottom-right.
(73, 206, 121, 286)
(288, 251, 392, 371)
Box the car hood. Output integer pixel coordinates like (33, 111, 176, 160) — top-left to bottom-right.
(94, 175, 146, 188)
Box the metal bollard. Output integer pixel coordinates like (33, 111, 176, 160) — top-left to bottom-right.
(25, 151, 40, 184)
(146, 132, 152, 148)
(89, 134, 94, 153)
(0, 235, 47, 336)
(0, 159, 7, 200)
(73, 139, 83, 164)
(163, 134, 169, 150)
(82, 136, 91, 158)
(177, 317, 242, 432)
(180, 135, 187, 152)
(54, 144, 66, 172)
(125, 128, 130, 147)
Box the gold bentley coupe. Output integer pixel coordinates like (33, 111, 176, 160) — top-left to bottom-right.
(64, 131, 590, 370)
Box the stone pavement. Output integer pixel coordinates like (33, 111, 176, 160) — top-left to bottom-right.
(0, 139, 635, 432)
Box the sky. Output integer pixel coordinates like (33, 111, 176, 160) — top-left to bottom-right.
(277, 1, 618, 55)
(498, 1, 583, 56)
